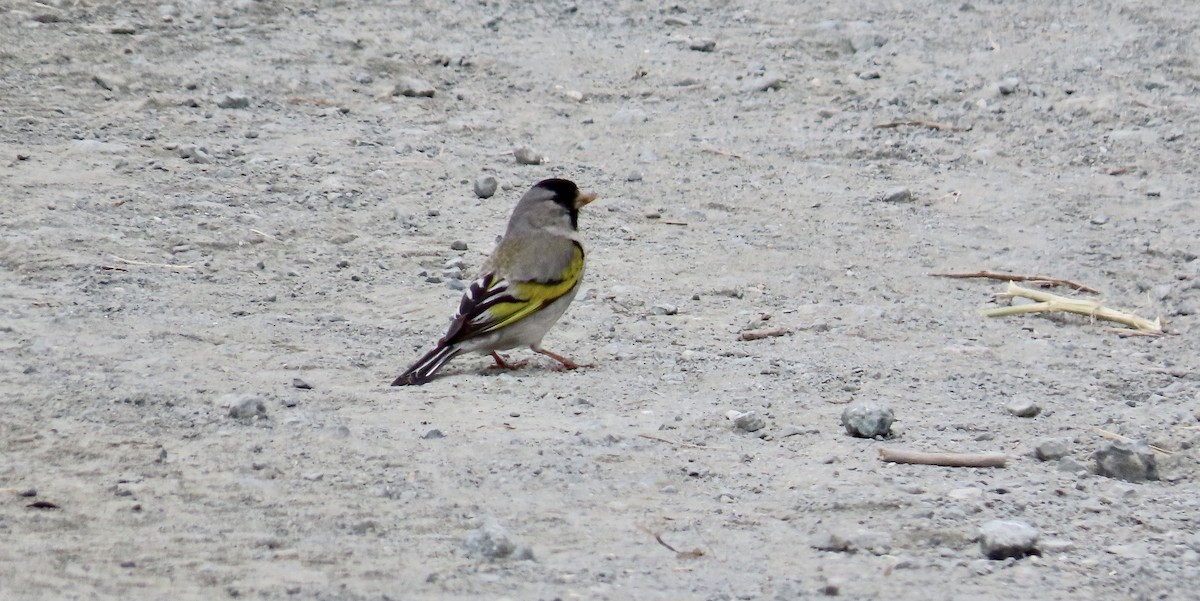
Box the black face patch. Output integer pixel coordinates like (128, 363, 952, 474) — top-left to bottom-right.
(534, 178, 581, 229)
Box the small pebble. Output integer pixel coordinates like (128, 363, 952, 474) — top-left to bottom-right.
(394, 76, 435, 98)
(447, 279, 464, 291)
(875, 187, 912, 203)
(513, 146, 543, 165)
(840, 402, 894, 438)
(450, 240, 468, 251)
(1090, 214, 1110, 225)
(473, 176, 498, 198)
(1057, 456, 1089, 473)
(292, 378, 312, 390)
(464, 521, 531, 560)
(609, 108, 649, 126)
(649, 303, 678, 316)
(217, 92, 250, 109)
(858, 70, 881, 80)
(998, 77, 1021, 95)
(228, 394, 266, 419)
(688, 38, 716, 52)
(1093, 440, 1159, 482)
(354, 72, 373, 84)
(727, 410, 766, 433)
(1006, 398, 1041, 418)
(422, 429, 445, 439)
(740, 73, 786, 93)
(18, 488, 37, 498)
(1034, 438, 1071, 461)
(626, 171, 643, 182)
(979, 520, 1039, 560)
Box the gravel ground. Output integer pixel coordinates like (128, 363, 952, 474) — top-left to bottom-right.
(2, 1, 1199, 599)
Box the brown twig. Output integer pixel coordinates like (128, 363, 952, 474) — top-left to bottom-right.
(873, 120, 969, 132)
(738, 327, 789, 341)
(932, 271, 1099, 293)
(878, 447, 1008, 468)
(637, 524, 706, 559)
(637, 433, 722, 450)
(655, 533, 705, 559)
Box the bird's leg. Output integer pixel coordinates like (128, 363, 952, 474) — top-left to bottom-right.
(488, 352, 528, 370)
(534, 348, 593, 371)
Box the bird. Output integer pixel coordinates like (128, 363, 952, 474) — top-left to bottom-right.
(392, 178, 598, 386)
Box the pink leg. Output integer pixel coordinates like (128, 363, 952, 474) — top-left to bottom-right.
(489, 352, 528, 370)
(534, 348, 593, 371)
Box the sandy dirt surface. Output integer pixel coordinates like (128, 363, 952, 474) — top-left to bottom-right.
(3, 0, 1200, 599)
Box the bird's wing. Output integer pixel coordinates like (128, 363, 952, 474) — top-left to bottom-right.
(439, 242, 584, 345)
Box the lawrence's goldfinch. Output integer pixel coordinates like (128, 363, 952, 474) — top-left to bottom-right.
(392, 178, 597, 386)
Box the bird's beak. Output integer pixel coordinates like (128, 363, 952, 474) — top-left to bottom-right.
(575, 191, 598, 209)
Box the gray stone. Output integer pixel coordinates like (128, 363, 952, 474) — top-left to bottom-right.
(810, 530, 852, 553)
(394, 76, 435, 98)
(1093, 440, 1159, 482)
(688, 38, 716, 52)
(740, 72, 786, 93)
(979, 520, 1039, 560)
(464, 521, 530, 560)
(473, 176, 498, 199)
(609, 108, 649, 126)
(730, 410, 766, 433)
(450, 240, 468, 251)
(1006, 398, 1041, 418)
(998, 78, 1021, 95)
(1034, 438, 1071, 461)
(876, 187, 912, 203)
(178, 144, 213, 164)
(841, 402, 894, 438)
(649, 303, 678, 316)
(1057, 456, 1089, 473)
(422, 429, 445, 439)
(226, 394, 266, 419)
(513, 146, 542, 165)
(292, 378, 312, 390)
(217, 92, 250, 109)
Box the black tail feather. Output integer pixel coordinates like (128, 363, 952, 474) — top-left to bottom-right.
(392, 343, 461, 386)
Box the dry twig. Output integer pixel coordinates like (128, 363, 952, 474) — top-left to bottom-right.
(637, 433, 722, 450)
(933, 271, 1099, 293)
(982, 282, 1163, 334)
(110, 255, 194, 271)
(1092, 427, 1172, 457)
(878, 447, 1008, 468)
(738, 327, 789, 341)
(873, 120, 969, 132)
(699, 145, 743, 159)
(637, 524, 705, 559)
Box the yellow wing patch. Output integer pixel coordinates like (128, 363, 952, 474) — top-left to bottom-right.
(484, 245, 584, 332)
